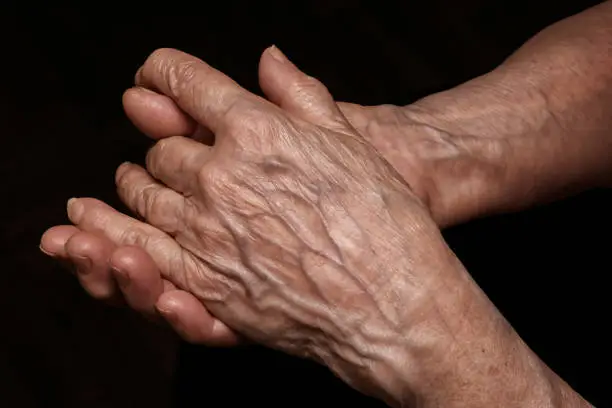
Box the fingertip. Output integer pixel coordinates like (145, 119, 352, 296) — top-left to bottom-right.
(210, 319, 241, 346)
(40, 225, 80, 257)
(155, 291, 180, 317)
(155, 290, 240, 346)
(123, 86, 197, 140)
(64, 230, 107, 260)
(82, 279, 117, 301)
(266, 45, 290, 65)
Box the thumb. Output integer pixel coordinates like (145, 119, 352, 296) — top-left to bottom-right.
(258, 46, 346, 128)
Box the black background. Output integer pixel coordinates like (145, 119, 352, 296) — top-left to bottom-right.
(1, 2, 608, 407)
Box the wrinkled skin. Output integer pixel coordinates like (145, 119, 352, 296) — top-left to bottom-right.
(40, 46, 593, 407)
(42, 47, 502, 403)
(42, 2, 612, 403)
(41, 47, 504, 347)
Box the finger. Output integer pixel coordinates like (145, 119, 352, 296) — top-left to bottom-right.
(122, 87, 215, 144)
(40, 225, 80, 257)
(258, 46, 347, 128)
(115, 161, 188, 234)
(135, 48, 259, 135)
(143, 136, 211, 194)
(156, 290, 241, 346)
(66, 197, 187, 287)
(123, 86, 196, 139)
(40, 225, 81, 273)
(64, 231, 119, 301)
(109, 245, 165, 317)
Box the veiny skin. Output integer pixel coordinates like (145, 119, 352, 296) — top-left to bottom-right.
(65, 47, 468, 403)
(41, 1, 612, 405)
(43, 47, 589, 407)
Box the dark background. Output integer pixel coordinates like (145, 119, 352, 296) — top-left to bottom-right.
(1, 1, 608, 407)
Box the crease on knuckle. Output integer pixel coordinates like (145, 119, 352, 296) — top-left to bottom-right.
(118, 225, 162, 254)
(292, 75, 324, 96)
(139, 183, 163, 221)
(290, 76, 326, 107)
(141, 186, 186, 236)
(115, 166, 142, 207)
(143, 48, 173, 83)
(115, 164, 132, 191)
(78, 202, 108, 231)
(146, 136, 181, 175)
(167, 59, 199, 100)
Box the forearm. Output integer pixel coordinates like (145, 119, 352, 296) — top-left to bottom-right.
(363, 254, 592, 408)
(407, 1, 612, 218)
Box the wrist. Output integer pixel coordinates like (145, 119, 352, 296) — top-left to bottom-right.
(362, 263, 590, 407)
(405, 35, 612, 218)
(401, 70, 606, 224)
(346, 101, 511, 227)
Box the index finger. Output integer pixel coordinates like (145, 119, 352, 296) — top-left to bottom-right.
(135, 48, 257, 134)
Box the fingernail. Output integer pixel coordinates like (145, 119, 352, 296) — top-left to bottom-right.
(134, 67, 144, 84)
(156, 304, 174, 319)
(67, 198, 84, 223)
(268, 45, 288, 63)
(39, 245, 56, 257)
(135, 86, 157, 95)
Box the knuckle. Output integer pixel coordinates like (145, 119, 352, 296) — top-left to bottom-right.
(76, 198, 106, 228)
(146, 136, 183, 175)
(197, 165, 230, 195)
(147, 47, 173, 62)
(142, 48, 173, 79)
(166, 59, 199, 98)
(291, 76, 328, 107)
(139, 184, 163, 219)
(115, 165, 134, 190)
(292, 75, 324, 94)
(116, 170, 145, 207)
(144, 48, 201, 99)
(140, 186, 184, 233)
(224, 102, 281, 150)
(117, 225, 155, 249)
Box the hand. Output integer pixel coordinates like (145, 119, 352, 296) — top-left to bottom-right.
(40, 224, 240, 345)
(41, 47, 577, 407)
(42, 46, 506, 346)
(44, 46, 502, 404)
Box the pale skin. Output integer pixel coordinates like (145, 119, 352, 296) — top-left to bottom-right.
(40, 2, 612, 407)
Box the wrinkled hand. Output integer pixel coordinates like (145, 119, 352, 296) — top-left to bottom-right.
(42, 47, 504, 347)
(43, 46, 470, 401)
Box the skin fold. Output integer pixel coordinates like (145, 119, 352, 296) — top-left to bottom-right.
(40, 1, 612, 406)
